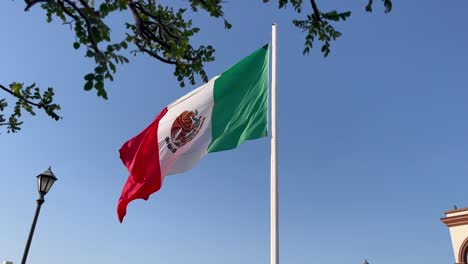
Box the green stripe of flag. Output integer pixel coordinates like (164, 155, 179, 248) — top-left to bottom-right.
(207, 44, 270, 153)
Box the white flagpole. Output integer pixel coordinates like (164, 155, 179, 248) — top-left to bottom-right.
(270, 23, 279, 264)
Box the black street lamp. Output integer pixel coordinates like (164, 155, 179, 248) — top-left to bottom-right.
(21, 167, 57, 264)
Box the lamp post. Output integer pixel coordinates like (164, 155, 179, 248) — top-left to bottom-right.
(21, 167, 57, 264)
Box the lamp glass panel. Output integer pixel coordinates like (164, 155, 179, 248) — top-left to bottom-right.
(44, 177, 56, 193)
(37, 177, 41, 193)
(40, 177, 50, 193)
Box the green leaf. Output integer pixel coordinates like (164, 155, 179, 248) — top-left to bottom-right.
(84, 81, 93, 91)
(95, 66, 105, 74)
(340, 11, 352, 20)
(95, 75, 104, 82)
(224, 20, 232, 29)
(73, 42, 80, 49)
(109, 62, 116, 73)
(84, 73, 95, 81)
(100, 3, 108, 14)
(10, 83, 22, 94)
(85, 50, 95, 57)
(365, 0, 373, 12)
(95, 81, 104, 90)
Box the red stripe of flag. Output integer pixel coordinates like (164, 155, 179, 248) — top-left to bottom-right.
(117, 107, 168, 222)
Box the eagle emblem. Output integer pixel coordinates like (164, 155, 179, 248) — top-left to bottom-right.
(165, 110, 205, 153)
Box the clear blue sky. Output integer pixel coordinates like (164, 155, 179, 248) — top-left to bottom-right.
(1, 1, 467, 264)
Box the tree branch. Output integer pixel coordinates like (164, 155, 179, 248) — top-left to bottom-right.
(128, 2, 200, 62)
(133, 41, 177, 64)
(0, 84, 43, 108)
(61, 0, 102, 54)
(128, 3, 171, 50)
(24, 0, 49, 11)
(56, 0, 80, 21)
(133, 2, 181, 42)
(127, 1, 142, 34)
(310, 0, 321, 21)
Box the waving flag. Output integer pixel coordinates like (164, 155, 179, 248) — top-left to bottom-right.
(117, 45, 269, 222)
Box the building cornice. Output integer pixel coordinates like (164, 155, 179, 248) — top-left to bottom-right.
(441, 214, 468, 227)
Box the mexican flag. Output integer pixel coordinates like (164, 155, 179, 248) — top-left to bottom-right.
(117, 45, 269, 222)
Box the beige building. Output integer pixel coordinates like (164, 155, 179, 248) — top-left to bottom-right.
(442, 208, 468, 264)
